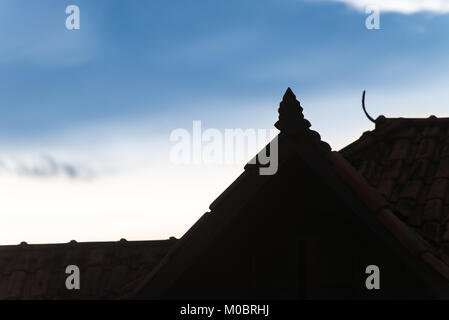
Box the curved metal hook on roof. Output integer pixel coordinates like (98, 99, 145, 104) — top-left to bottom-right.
(362, 90, 376, 123)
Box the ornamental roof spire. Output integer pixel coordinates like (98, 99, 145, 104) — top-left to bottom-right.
(274, 88, 311, 136)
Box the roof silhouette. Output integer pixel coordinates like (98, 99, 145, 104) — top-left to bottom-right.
(2, 88, 449, 299)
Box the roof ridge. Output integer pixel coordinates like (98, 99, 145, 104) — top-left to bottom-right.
(339, 118, 406, 157)
(340, 116, 449, 157)
(0, 238, 177, 250)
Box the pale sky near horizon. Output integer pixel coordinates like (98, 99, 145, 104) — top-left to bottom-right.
(1, 0, 449, 244)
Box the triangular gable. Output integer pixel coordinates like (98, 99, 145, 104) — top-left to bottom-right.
(126, 89, 449, 299)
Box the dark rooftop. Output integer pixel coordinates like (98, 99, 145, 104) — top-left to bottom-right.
(341, 116, 449, 268)
(0, 238, 176, 299)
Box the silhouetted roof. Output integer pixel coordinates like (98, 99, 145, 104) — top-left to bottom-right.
(4, 89, 449, 299)
(0, 238, 176, 299)
(341, 116, 449, 280)
(128, 91, 449, 299)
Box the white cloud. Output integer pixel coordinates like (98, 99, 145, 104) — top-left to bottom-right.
(331, 0, 449, 14)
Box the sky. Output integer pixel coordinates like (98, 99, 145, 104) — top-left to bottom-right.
(1, 0, 449, 244)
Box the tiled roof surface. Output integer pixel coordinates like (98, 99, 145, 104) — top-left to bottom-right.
(341, 117, 449, 269)
(0, 238, 176, 299)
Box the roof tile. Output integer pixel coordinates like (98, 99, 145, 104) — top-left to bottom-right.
(44, 268, 66, 299)
(390, 139, 411, 160)
(400, 180, 424, 200)
(7, 271, 27, 299)
(442, 226, 449, 242)
(408, 159, 430, 180)
(422, 222, 441, 243)
(428, 178, 449, 200)
(0, 273, 10, 299)
(84, 266, 103, 298)
(407, 205, 424, 227)
(423, 126, 441, 137)
(423, 199, 443, 221)
(0, 255, 16, 275)
(20, 273, 36, 299)
(29, 269, 51, 299)
(440, 247, 449, 266)
(360, 160, 383, 186)
(443, 206, 449, 222)
(382, 160, 403, 179)
(440, 140, 449, 158)
(436, 159, 449, 178)
(416, 139, 436, 159)
(394, 199, 415, 218)
(87, 248, 107, 266)
(394, 126, 417, 139)
(378, 179, 395, 199)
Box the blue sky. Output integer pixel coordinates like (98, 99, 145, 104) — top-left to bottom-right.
(1, 0, 449, 244)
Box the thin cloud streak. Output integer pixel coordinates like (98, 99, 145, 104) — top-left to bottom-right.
(0, 154, 95, 179)
(331, 0, 449, 14)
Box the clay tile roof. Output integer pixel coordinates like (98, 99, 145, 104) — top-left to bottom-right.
(340, 116, 449, 279)
(0, 238, 176, 300)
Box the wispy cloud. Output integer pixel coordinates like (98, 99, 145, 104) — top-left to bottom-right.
(0, 154, 95, 179)
(331, 0, 449, 14)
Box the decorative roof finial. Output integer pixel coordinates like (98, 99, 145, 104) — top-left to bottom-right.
(274, 87, 311, 136)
